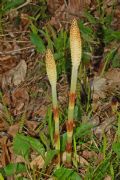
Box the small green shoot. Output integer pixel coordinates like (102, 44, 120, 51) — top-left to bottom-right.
(0, 91, 14, 125)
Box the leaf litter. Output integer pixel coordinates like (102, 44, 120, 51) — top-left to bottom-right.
(0, 0, 120, 179)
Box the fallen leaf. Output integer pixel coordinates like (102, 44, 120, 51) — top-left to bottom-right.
(11, 88, 29, 115)
(0, 55, 17, 74)
(62, 152, 66, 163)
(104, 175, 112, 180)
(67, 0, 91, 17)
(30, 155, 45, 169)
(94, 116, 116, 137)
(8, 124, 19, 137)
(92, 77, 106, 92)
(92, 77, 107, 100)
(25, 120, 39, 135)
(20, 13, 30, 27)
(0, 137, 10, 166)
(10, 153, 26, 164)
(82, 150, 97, 160)
(95, 153, 104, 165)
(105, 68, 120, 83)
(79, 156, 89, 166)
(2, 60, 27, 88)
(13, 60, 27, 86)
(48, 0, 91, 28)
(47, 0, 64, 15)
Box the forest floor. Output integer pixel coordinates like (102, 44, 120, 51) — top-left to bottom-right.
(0, 0, 120, 180)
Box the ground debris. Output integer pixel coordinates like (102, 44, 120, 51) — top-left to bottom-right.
(2, 60, 27, 88)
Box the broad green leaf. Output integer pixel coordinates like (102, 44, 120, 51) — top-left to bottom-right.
(74, 123, 93, 140)
(25, 136, 45, 157)
(4, 163, 26, 176)
(13, 134, 45, 158)
(30, 32, 45, 53)
(13, 134, 30, 159)
(112, 142, 120, 158)
(54, 167, 82, 180)
(44, 150, 58, 167)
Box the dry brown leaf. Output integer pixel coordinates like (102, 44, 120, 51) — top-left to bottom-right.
(82, 150, 97, 160)
(67, 0, 91, 17)
(79, 156, 89, 166)
(69, 153, 89, 166)
(104, 175, 112, 180)
(47, 0, 64, 15)
(0, 119, 6, 131)
(26, 120, 39, 131)
(8, 9, 19, 20)
(8, 124, 19, 137)
(2, 60, 27, 88)
(62, 152, 89, 169)
(92, 77, 106, 92)
(20, 13, 30, 27)
(0, 55, 17, 74)
(10, 153, 26, 165)
(12, 88, 29, 104)
(105, 68, 120, 83)
(62, 152, 66, 163)
(94, 116, 116, 137)
(2, 92, 11, 106)
(48, 0, 91, 28)
(30, 155, 45, 169)
(0, 104, 9, 131)
(12, 60, 27, 86)
(92, 77, 107, 101)
(95, 153, 104, 165)
(11, 88, 29, 115)
(0, 137, 10, 166)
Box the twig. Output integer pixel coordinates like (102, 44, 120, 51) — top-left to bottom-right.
(0, 45, 35, 55)
(15, 0, 31, 10)
(0, 31, 30, 36)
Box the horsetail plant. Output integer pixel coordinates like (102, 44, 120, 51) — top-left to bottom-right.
(66, 19, 82, 164)
(45, 49, 60, 166)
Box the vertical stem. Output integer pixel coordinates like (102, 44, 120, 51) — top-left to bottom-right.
(52, 85, 60, 166)
(66, 66, 79, 164)
(45, 49, 60, 167)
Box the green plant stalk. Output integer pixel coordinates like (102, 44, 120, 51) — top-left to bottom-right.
(66, 65, 79, 163)
(51, 85, 60, 166)
(45, 49, 60, 166)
